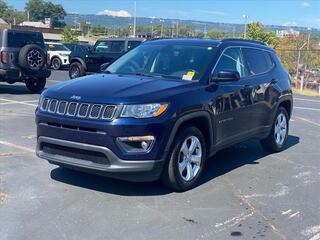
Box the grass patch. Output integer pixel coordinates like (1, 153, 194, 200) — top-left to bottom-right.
(292, 87, 319, 97)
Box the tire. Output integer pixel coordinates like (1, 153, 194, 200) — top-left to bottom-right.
(18, 44, 46, 73)
(260, 107, 289, 152)
(51, 57, 62, 70)
(69, 62, 85, 79)
(161, 126, 206, 191)
(25, 78, 46, 93)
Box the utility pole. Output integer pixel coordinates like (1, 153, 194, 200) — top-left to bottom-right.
(296, 42, 307, 82)
(242, 14, 249, 39)
(176, 21, 179, 37)
(160, 19, 164, 37)
(133, 1, 136, 37)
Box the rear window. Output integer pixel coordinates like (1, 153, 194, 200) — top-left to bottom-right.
(242, 48, 274, 75)
(7, 31, 44, 48)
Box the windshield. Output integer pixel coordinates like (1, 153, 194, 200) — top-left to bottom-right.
(46, 44, 70, 51)
(106, 43, 217, 81)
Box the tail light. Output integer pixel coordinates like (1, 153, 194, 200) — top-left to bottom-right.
(46, 53, 50, 65)
(1, 51, 7, 64)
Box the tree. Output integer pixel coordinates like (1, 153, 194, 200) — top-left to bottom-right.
(0, 0, 26, 24)
(246, 22, 279, 48)
(207, 28, 223, 39)
(61, 27, 78, 44)
(25, 0, 66, 28)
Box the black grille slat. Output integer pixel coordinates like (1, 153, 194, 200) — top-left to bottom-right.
(89, 104, 102, 118)
(102, 106, 116, 119)
(78, 103, 89, 117)
(57, 101, 67, 115)
(67, 102, 78, 116)
(48, 100, 58, 113)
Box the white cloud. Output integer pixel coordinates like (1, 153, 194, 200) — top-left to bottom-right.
(97, 9, 132, 17)
(283, 21, 297, 26)
(302, 1, 310, 7)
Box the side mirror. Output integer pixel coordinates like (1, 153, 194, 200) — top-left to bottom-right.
(100, 62, 112, 72)
(211, 70, 240, 82)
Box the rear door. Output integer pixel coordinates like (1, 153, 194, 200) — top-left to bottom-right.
(241, 47, 277, 135)
(211, 47, 252, 147)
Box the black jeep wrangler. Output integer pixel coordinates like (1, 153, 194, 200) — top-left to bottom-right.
(0, 29, 51, 92)
(68, 38, 144, 79)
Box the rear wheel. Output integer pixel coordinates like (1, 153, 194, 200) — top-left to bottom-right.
(25, 78, 46, 93)
(260, 107, 289, 152)
(51, 57, 62, 70)
(161, 126, 206, 191)
(69, 62, 85, 79)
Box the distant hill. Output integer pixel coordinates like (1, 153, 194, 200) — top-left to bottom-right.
(64, 13, 318, 34)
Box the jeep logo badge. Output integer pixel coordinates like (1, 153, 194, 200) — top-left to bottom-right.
(70, 95, 81, 100)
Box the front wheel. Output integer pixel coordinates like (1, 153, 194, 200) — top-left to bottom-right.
(161, 126, 206, 191)
(260, 107, 289, 152)
(25, 78, 46, 93)
(69, 62, 85, 79)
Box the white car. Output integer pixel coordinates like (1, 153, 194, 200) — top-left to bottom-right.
(45, 42, 71, 70)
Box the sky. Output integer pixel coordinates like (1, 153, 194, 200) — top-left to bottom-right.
(7, 0, 320, 28)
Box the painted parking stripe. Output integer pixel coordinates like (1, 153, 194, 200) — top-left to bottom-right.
(294, 97, 320, 103)
(294, 116, 320, 127)
(293, 106, 320, 112)
(0, 98, 37, 107)
(0, 140, 35, 153)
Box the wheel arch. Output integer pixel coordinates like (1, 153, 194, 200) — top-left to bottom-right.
(70, 57, 87, 71)
(164, 111, 214, 159)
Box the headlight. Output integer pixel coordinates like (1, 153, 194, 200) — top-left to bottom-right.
(121, 103, 168, 118)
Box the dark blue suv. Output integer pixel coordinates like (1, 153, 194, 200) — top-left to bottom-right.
(36, 39, 293, 191)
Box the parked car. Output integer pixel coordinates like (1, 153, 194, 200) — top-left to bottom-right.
(64, 43, 91, 55)
(36, 38, 292, 191)
(0, 29, 50, 92)
(45, 42, 71, 70)
(68, 38, 144, 79)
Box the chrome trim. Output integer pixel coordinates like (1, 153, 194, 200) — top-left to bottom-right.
(77, 103, 90, 118)
(101, 105, 117, 120)
(89, 104, 103, 119)
(66, 102, 79, 117)
(47, 99, 58, 113)
(56, 101, 68, 115)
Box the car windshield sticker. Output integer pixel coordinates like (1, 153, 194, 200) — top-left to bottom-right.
(182, 71, 195, 81)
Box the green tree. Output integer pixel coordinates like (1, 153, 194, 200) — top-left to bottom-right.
(61, 27, 78, 44)
(246, 22, 279, 47)
(207, 28, 223, 39)
(0, 0, 26, 24)
(25, 0, 66, 28)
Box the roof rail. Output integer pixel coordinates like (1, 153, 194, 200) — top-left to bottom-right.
(221, 38, 266, 46)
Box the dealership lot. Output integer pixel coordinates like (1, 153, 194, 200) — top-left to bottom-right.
(0, 71, 319, 240)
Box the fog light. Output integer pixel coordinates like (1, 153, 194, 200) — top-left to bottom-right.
(117, 136, 155, 153)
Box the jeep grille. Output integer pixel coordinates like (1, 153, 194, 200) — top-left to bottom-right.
(40, 98, 116, 120)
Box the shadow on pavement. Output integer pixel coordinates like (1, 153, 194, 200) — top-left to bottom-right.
(0, 83, 43, 95)
(50, 135, 300, 196)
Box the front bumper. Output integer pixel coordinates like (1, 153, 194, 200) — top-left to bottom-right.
(37, 136, 165, 182)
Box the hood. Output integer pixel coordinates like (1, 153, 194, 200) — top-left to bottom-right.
(45, 73, 195, 104)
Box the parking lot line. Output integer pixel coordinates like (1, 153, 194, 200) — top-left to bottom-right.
(293, 106, 320, 112)
(294, 116, 320, 127)
(294, 98, 320, 103)
(0, 98, 37, 107)
(0, 140, 35, 154)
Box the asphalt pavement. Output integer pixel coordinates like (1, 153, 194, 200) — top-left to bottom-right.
(0, 70, 319, 240)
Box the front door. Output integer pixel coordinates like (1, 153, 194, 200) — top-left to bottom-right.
(210, 47, 252, 147)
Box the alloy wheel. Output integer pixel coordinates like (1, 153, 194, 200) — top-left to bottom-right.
(274, 113, 287, 146)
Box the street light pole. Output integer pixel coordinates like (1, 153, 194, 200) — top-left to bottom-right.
(242, 14, 249, 39)
(133, 1, 136, 37)
(160, 19, 164, 37)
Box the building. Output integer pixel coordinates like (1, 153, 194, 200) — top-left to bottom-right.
(19, 21, 51, 29)
(275, 29, 300, 38)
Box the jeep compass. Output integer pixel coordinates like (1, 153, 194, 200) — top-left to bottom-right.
(36, 39, 293, 191)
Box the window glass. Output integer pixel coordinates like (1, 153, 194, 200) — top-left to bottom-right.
(7, 31, 44, 48)
(107, 44, 217, 81)
(128, 41, 141, 50)
(46, 44, 69, 51)
(213, 48, 247, 78)
(242, 48, 274, 75)
(95, 41, 125, 53)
